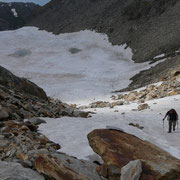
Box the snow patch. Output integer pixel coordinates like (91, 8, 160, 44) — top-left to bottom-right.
(153, 53, 165, 59)
(11, 8, 18, 17)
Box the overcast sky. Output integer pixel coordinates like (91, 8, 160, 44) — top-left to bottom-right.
(0, 0, 50, 5)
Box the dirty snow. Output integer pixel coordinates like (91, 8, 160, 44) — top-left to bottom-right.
(0, 27, 180, 161)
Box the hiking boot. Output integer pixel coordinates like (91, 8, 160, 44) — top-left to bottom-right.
(168, 131, 171, 133)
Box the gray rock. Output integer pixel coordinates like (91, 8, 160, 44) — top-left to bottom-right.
(25, 117, 46, 125)
(0, 106, 9, 121)
(0, 160, 45, 180)
(53, 152, 104, 180)
(60, 108, 73, 116)
(121, 159, 142, 180)
(73, 111, 89, 118)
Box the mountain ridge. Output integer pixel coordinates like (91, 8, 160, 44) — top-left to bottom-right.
(0, 2, 40, 31)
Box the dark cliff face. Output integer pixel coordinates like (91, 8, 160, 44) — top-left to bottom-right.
(0, 65, 48, 101)
(28, 0, 180, 63)
(0, 2, 40, 31)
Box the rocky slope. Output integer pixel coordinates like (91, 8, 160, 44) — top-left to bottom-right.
(1, 65, 180, 179)
(0, 120, 103, 180)
(0, 66, 99, 179)
(0, 65, 47, 101)
(0, 2, 39, 31)
(0, 65, 89, 121)
(78, 72, 180, 110)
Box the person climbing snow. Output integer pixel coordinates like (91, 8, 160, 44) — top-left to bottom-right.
(163, 109, 178, 133)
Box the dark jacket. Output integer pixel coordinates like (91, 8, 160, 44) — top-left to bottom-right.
(166, 110, 178, 121)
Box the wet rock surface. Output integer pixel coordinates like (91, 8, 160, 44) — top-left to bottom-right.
(88, 129, 180, 180)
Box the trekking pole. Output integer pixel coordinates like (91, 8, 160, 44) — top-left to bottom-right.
(177, 121, 178, 131)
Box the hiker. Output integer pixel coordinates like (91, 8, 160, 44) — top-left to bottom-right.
(163, 109, 178, 133)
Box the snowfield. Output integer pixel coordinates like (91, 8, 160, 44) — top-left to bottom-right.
(0, 27, 151, 105)
(0, 27, 180, 161)
(39, 95, 180, 161)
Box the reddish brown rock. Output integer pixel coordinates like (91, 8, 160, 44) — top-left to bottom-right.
(35, 154, 87, 180)
(88, 129, 180, 180)
(18, 152, 29, 161)
(138, 103, 150, 111)
(169, 90, 179, 96)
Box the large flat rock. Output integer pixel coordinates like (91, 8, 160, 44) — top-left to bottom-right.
(88, 129, 180, 180)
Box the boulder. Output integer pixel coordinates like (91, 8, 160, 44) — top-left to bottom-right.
(138, 103, 150, 111)
(88, 129, 180, 180)
(121, 159, 142, 180)
(35, 154, 88, 180)
(25, 117, 46, 125)
(53, 152, 104, 180)
(127, 91, 137, 101)
(0, 160, 45, 180)
(73, 111, 89, 118)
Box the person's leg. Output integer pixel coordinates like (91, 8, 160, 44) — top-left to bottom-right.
(169, 120, 172, 133)
(173, 121, 176, 131)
